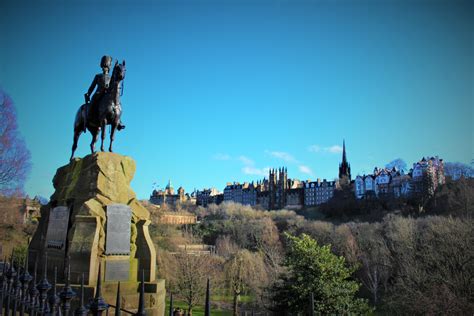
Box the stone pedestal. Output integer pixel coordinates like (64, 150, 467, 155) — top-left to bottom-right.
(29, 152, 165, 316)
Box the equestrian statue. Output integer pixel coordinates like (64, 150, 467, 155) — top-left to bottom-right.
(70, 55, 126, 160)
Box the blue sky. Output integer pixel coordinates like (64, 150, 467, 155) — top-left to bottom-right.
(1, 0, 472, 199)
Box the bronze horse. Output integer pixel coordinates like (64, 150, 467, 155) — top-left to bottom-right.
(70, 60, 126, 160)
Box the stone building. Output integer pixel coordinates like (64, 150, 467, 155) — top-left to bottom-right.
(304, 179, 337, 206)
(159, 213, 197, 225)
(150, 180, 186, 206)
(286, 188, 304, 209)
(196, 187, 221, 206)
(355, 167, 410, 199)
(410, 156, 445, 197)
(269, 168, 288, 210)
(20, 196, 41, 224)
(354, 175, 376, 199)
(0, 196, 41, 227)
(224, 182, 243, 203)
(222, 169, 307, 210)
(257, 191, 270, 209)
(285, 179, 304, 209)
(354, 156, 444, 199)
(211, 193, 224, 205)
(242, 182, 257, 206)
(374, 167, 392, 196)
(390, 173, 412, 198)
(223, 182, 257, 206)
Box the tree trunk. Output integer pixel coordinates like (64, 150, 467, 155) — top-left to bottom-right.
(233, 293, 240, 316)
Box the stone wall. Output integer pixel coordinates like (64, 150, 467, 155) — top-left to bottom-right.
(159, 213, 197, 225)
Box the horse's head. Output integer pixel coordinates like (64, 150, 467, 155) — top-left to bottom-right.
(109, 60, 126, 97)
(114, 60, 126, 81)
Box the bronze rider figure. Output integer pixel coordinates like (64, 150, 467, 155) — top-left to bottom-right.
(84, 55, 125, 132)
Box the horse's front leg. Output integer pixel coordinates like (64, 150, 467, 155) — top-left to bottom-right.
(100, 119, 107, 152)
(90, 127, 100, 154)
(109, 123, 117, 152)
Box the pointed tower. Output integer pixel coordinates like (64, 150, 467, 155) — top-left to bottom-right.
(166, 179, 174, 195)
(278, 167, 288, 209)
(269, 169, 276, 210)
(338, 140, 351, 185)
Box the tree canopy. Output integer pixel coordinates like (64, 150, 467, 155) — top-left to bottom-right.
(269, 233, 372, 314)
(386, 158, 407, 172)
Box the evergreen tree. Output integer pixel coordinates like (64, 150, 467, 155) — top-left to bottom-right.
(269, 233, 372, 314)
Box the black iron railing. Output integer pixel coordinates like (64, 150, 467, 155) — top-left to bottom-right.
(0, 244, 157, 316)
(1, 244, 318, 316)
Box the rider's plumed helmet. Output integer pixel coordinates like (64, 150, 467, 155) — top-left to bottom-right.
(100, 55, 112, 69)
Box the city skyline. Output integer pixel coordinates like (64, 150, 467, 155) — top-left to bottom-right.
(152, 147, 445, 195)
(1, 0, 472, 199)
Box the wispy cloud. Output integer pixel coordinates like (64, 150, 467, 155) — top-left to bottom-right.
(215, 150, 313, 179)
(299, 165, 314, 176)
(213, 153, 231, 160)
(265, 150, 299, 163)
(242, 166, 269, 176)
(327, 145, 343, 153)
(236, 155, 269, 177)
(238, 155, 254, 166)
(307, 145, 343, 154)
(307, 145, 321, 153)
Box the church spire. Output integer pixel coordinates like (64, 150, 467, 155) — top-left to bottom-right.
(342, 139, 347, 164)
(339, 139, 351, 183)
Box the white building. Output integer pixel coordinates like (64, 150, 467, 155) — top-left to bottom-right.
(355, 156, 445, 199)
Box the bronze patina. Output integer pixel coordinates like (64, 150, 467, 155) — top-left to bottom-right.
(70, 56, 126, 160)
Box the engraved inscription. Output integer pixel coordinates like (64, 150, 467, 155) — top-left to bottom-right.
(45, 206, 70, 249)
(105, 259, 130, 281)
(105, 204, 131, 255)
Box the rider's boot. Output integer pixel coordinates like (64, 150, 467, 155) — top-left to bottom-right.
(118, 121, 126, 131)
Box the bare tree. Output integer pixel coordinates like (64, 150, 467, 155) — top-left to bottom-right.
(224, 249, 268, 316)
(386, 158, 407, 172)
(258, 240, 284, 279)
(444, 161, 474, 180)
(173, 253, 222, 315)
(0, 90, 31, 195)
(351, 222, 391, 305)
(383, 215, 474, 314)
(215, 235, 240, 258)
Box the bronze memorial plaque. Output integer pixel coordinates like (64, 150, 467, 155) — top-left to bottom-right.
(105, 204, 131, 255)
(105, 259, 130, 281)
(45, 206, 70, 249)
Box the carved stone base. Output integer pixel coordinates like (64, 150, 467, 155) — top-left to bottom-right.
(28, 153, 165, 315)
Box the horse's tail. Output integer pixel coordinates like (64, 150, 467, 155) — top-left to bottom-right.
(74, 104, 85, 131)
